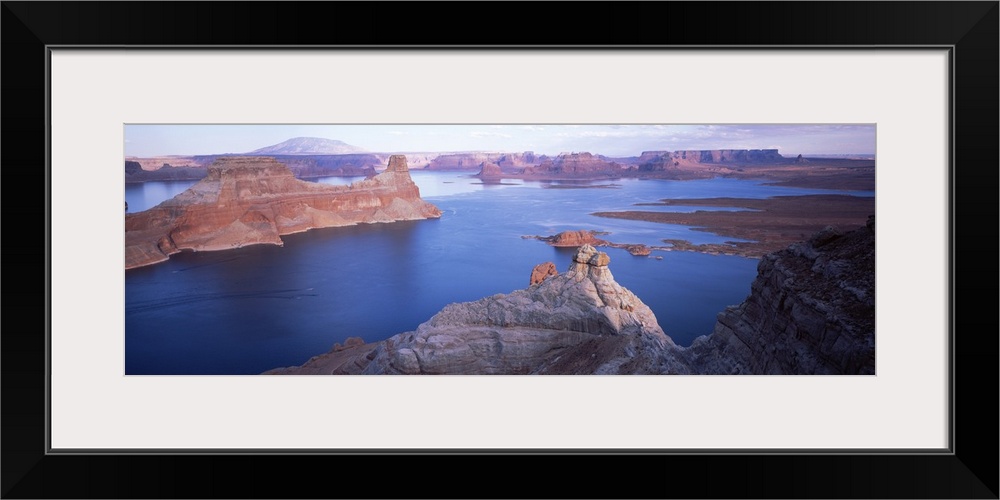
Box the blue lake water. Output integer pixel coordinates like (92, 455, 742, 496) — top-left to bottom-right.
(125, 172, 872, 374)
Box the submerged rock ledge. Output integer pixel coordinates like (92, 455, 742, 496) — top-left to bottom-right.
(124, 155, 441, 269)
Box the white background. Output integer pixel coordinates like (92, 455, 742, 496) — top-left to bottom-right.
(50, 50, 949, 450)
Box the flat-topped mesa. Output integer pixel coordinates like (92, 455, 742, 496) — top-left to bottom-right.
(124, 156, 441, 269)
(640, 149, 786, 166)
(524, 152, 622, 176)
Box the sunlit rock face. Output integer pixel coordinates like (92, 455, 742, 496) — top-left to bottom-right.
(124, 155, 441, 269)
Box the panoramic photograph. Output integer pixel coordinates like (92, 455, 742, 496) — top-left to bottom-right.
(124, 124, 876, 375)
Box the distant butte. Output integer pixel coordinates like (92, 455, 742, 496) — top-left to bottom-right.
(124, 155, 442, 269)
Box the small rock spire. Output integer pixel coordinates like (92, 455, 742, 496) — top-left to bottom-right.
(387, 155, 409, 172)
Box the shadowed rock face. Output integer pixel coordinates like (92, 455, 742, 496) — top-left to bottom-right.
(687, 216, 876, 374)
(476, 162, 503, 179)
(124, 155, 441, 269)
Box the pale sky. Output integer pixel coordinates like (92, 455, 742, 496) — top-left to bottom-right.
(124, 124, 876, 158)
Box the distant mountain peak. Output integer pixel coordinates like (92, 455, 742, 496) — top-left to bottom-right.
(249, 137, 367, 155)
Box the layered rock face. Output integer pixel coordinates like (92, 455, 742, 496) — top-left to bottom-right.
(267, 245, 690, 375)
(687, 217, 876, 374)
(124, 155, 442, 269)
(523, 152, 623, 176)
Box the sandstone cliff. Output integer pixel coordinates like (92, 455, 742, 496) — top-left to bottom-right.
(267, 219, 876, 375)
(686, 216, 876, 374)
(124, 155, 442, 269)
(476, 162, 503, 179)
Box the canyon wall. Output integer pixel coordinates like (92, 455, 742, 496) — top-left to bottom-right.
(687, 216, 876, 374)
(124, 155, 441, 269)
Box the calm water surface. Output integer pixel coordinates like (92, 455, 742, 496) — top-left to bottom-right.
(125, 172, 871, 374)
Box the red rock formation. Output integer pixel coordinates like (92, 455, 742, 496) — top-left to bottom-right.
(477, 162, 503, 179)
(124, 155, 442, 269)
(529, 261, 558, 285)
(539, 230, 609, 247)
(623, 244, 651, 256)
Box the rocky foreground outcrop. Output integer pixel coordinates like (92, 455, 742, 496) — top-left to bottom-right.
(266, 245, 690, 375)
(267, 218, 876, 375)
(124, 155, 441, 269)
(687, 216, 876, 374)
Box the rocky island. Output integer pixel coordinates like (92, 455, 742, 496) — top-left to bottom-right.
(266, 217, 876, 375)
(124, 155, 441, 269)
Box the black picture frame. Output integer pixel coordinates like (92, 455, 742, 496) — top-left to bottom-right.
(4, 2, 997, 498)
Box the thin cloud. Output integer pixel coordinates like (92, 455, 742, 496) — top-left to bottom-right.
(470, 131, 512, 139)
